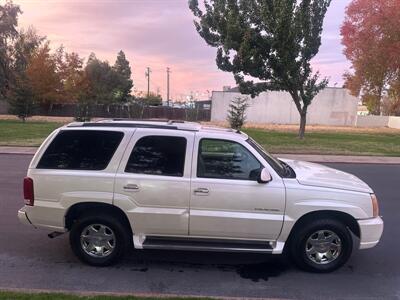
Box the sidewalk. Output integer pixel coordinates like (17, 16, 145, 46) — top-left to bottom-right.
(0, 146, 38, 155)
(1, 146, 400, 164)
(276, 153, 400, 164)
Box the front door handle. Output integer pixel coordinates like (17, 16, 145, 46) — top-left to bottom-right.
(194, 188, 209, 195)
(123, 184, 140, 191)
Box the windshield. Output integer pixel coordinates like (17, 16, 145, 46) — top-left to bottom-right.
(246, 137, 293, 178)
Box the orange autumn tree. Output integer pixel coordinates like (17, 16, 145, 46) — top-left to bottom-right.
(54, 46, 85, 103)
(25, 42, 63, 111)
(341, 0, 400, 115)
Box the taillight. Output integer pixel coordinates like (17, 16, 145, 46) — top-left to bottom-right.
(23, 177, 34, 206)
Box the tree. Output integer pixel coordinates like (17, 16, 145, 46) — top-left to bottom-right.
(341, 0, 400, 115)
(7, 75, 35, 122)
(75, 52, 129, 119)
(113, 50, 133, 102)
(227, 96, 249, 130)
(7, 27, 43, 121)
(55, 46, 84, 103)
(25, 42, 63, 111)
(382, 78, 400, 116)
(189, 0, 331, 138)
(12, 27, 44, 74)
(0, 0, 21, 99)
(83, 53, 121, 104)
(75, 72, 94, 121)
(143, 92, 162, 106)
(82, 51, 133, 105)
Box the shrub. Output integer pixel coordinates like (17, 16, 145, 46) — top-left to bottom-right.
(7, 77, 36, 122)
(227, 96, 249, 130)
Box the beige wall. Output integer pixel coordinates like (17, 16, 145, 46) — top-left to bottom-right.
(356, 115, 400, 129)
(211, 88, 358, 126)
(388, 116, 400, 129)
(356, 116, 390, 128)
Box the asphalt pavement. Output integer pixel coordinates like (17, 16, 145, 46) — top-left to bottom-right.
(0, 154, 399, 299)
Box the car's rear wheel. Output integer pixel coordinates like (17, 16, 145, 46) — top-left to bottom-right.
(289, 219, 353, 273)
(69, 213, 130, 266)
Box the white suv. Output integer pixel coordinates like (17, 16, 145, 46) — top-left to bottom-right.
(18, 120, 383, 272)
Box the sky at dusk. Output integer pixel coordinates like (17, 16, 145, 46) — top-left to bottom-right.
(13, 0, 352, 101)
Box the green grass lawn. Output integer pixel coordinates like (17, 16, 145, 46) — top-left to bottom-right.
(0, 120, 62, 146)
(0, 291, 209, 300)
(243, 128, 400, 156)
(0, 119, 399, 156)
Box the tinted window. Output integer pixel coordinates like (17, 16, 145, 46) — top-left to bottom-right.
(246, 138, 287, 176)
(197, 139, 262, 180)
(125, 136, 186, 177)
(37, 130, 123, 170)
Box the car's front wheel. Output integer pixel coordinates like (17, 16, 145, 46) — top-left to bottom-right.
(289, 219, 353, 273)
(69, 213, 130, 266)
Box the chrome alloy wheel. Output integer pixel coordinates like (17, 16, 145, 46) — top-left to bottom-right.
(305, 230, 342, 264)
(80, 224, 116, 258)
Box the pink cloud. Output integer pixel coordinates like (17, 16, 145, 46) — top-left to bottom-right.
(14, 0, 351, 100)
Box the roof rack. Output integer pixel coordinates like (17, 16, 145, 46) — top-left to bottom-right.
(68, 123, 178, 130)
(66, 119, 201, 131)
(65, 120, 249, 138)
(111, 118, 170, 122)
(109, 118, 187, 124)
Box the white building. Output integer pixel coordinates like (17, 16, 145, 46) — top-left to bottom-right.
(211, 87, 358, 126)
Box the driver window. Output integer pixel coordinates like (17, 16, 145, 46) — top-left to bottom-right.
(197, 139, 262, 180)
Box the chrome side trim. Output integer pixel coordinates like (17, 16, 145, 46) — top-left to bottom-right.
(142, 244, 274, 253)
(142, 236, 274, 253)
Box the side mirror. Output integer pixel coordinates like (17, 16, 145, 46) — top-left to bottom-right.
(257, 168, 272, 184)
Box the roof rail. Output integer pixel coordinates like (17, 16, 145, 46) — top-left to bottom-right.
(77, 123, 179, 130)
(66, 119, 202, 131)
(110, 118, 170, 122)
(109, 118, 188, 124)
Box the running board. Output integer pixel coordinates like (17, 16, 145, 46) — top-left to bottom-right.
(142, 237, 274, 253)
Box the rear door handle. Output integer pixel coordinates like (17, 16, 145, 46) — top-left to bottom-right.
(194, 188, 209, 195)
(123, 184, 140, 191)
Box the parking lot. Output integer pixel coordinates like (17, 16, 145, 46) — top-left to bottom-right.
(0, 154, 399, 299)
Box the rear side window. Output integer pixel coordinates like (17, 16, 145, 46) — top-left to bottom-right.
(125, 135, 187, 177)
(37, 130, 124, 170)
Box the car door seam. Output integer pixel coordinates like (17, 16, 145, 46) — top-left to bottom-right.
(112, 129, 136, 205)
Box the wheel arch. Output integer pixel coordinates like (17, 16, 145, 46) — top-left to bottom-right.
(65, 202, 133, 236)
(286, 210, 360, 245)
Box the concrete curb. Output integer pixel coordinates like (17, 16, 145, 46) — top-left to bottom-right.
(1, 146, 400, 164)
(0, 287, 289, 300)
(0, 146, 38, 155)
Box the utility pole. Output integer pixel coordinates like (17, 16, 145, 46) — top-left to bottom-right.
(166, 67, 171, 107)
(145, 67, 151, 97)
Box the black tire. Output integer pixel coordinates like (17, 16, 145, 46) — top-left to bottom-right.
(289, 219, 353, 273)
(69, 213, 131, 266)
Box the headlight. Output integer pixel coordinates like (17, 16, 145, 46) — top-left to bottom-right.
(371, 194, 379, 217)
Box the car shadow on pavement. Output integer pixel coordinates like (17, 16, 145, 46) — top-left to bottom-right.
(118, 249, 292, 282)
